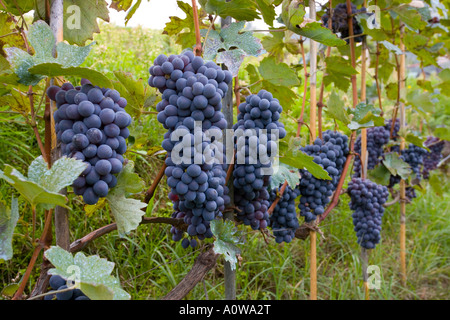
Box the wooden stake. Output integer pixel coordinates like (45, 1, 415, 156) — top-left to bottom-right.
(399, 22, 407, 286)
(308, 0, 318, 301)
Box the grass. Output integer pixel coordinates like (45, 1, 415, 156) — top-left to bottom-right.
(0, 23, 449, 301)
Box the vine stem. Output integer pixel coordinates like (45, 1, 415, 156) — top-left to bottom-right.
(144, 161, 167, 204)
(27, 86, 49, 164)
(296, 36, 309, 138)
(191, 0, 202, 56)
(12, 209, 53, 300)
(317, 0, 333, 140)
(267, 180, 288, 215)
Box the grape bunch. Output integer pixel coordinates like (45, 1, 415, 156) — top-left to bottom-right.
(422, 136, 445, 179)
(400, 144, 428, 179)
(321, 3, 366, 43)
(269, 184, 301, 243)
(47, 79, 131, 205)
(353, 126, 390, 178)
(388, 143, 427, 188)
(232, 90, 287, 230)
(44, 275, 89, 300)
(298, 130, 349, 222)
(148, 51, 232, 248)
(384, 118, 400, 141)
(348, 178, 389, 249)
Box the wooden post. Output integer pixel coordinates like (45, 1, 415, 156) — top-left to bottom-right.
(309, 0, 318, 301)
(50, 0, 70, 251)
(398, 22, 407, 287)
(221, 16, 236, 301)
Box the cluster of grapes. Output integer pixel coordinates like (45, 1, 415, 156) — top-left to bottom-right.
(148, 51, 232, 248)
(269, 184, 301, 243)
(387, 144, 427, 198)
(422, 136, 445, 179)
(353, 126, 390, 178)
(47, 80, 131, 205)
(347, 178, 389, 249)
(400, 144, 428, 178)
(232, 90, 286, 230)
(321, 3, 366, 43)
(44, 275, 89, 300)
(298, 130, 349, 222)
(384, 118, 400, 140)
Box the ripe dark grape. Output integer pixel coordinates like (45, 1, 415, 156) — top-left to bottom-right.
(298, 130, 349, 222)
(348, 178, 389, 249)
(232, 90, 286, 230)
(353, 126, 390, 178)
(269, 184, 301, 243)
(321, 3, 367, 43)
(45, 275, 90, 300)
(422, 136, 445, 179)
(47, 79, 132, 205)
(149, 51, 233, 248)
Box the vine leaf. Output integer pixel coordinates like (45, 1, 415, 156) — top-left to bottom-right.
(0, 196, 19, 262)
(280, 0, 346, 47)
(27, 156, 88, 194)
(279, 141, 331, 180)
(5, 21, 95, 86)
(28, 63, 112, 89)
(113, 70, 160, 117)
(382, 153, 411, 180)
(324, 91, 351, 126)
(202, 21, 265, 76)
(210, 219, 242, 271)
(0, 156, 86, 209)
(270, 162, 300, 190)
(323, 56, 358, 92)
(259, 56, 300, 87)
(44, 246, 131, 300)
(105, 161, 146, 237)
(199, 0, 260, 21)
(164, 0, 208, 49)
(367, 163, 392, 186)
(348, 102, 384, 130)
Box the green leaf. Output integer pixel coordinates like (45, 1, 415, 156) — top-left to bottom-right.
(398, 132, 428, 151)
(210, 219, 242, 271)
(270, 162, 300, 190)
(28, 156, 88, 194)
(382, 152, 411, 180)
(255, 0, 276, 27)
(325, 91, 351, 125)
(323, 56, 358, 92)
(106, 161, 146, 237)
(113, 70, 158, 117)
(62, 0, 110, 46)
(280, 0, 306, 32)
(347, 102, 383, 130)
(380, 40, 403, 55)
(44, 246, 130, 300)
(292, 21, 346, 47)
(164, 1, 207, 49)
(199, 0, 260, 21)
(428, 171, 444, 196)
(5, 21, 95, 85)
(1, 0, 34, 15)
(202, 21, 265, 76)
(0, 196, 19, 261)
(279, 141, 331, 180)
(258, 56, 300, 87)
(391, 5, 427, 31)
(367, 163, 392, 186)
(0, 165, 68, 209)
(28, 63, 113, 88)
